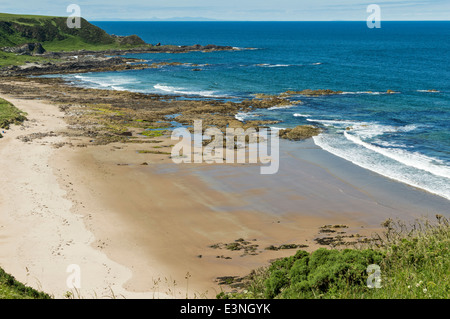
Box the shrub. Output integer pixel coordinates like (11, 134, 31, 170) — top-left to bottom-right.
(217, 216, 449, 299)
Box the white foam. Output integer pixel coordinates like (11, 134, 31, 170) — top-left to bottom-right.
(233, 47, 259, 51)
(343, 131, 450, 179)
(306, 120, 418, 138)
(340, 91, 400, 95)
(306, 119, 360, 127)
(153, 84, 222, 97)
(268, 64, 290, 68)
(350, 123, 417, 139)
(313, 133, 450, 201)
(417, 89, 440, 93)
(268, 104, 296, 110)
(72, 74, 138, 89)
(293, 113, 310, 117)
(235, 112, 252, 122)
(255, 63, 290, 68)
(111, 86, 127, 91)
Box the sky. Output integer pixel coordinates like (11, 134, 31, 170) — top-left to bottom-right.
(0, 0, 449, 21)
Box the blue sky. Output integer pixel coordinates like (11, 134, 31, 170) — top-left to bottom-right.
(1, 0, 449, 21)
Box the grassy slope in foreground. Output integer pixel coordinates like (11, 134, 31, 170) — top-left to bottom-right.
(0, 12, 147, 66)
(0, 267, 51, 299)
(0, 97, 27, 137)
(218, 216, 449, 299)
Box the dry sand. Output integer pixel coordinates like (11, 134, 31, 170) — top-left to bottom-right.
(0, 94, 166, 298)
(0, 93, 448, 299)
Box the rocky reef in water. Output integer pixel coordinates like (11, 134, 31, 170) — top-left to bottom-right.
(278, 126, 322, 140)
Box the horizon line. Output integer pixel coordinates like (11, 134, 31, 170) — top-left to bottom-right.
(89, 19, 450, 22)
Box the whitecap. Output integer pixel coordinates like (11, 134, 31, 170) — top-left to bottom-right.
(153, 84, 223, 97)
(293, 113, 310, 117)
(417, 89, 440, 93)
(313, 133, 450, 201)
(268, 104, 296, 110)
(343, 131, 450, 179)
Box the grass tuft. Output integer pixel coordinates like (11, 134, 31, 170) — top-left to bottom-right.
(0, 98, 27, 137)
(0, 267, 51, 299)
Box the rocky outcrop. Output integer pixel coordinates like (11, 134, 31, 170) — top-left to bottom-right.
(278, 125, 322, 140)
(2, 42, 46, 55)
(0, 45, 237, 77)
(37, 44, 235, 59)
(111, 34, 146, 46)
(284, 89, 343, 96)
(0, 56, 151, 76)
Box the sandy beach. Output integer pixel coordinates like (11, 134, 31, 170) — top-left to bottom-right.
(0, 80, 448, 299)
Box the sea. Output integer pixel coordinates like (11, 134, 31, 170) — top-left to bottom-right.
(50, 21, 450, 201)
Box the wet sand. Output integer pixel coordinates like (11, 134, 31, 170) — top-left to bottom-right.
(0, 93, 448, 299)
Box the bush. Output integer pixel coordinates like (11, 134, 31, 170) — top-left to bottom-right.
(217, 216, 449, 299)
(277, 248, 383, 298)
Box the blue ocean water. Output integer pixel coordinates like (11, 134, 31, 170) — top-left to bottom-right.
(58, 22, 450, 200)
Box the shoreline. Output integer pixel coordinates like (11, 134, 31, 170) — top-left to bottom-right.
(0, 76, 449, 299)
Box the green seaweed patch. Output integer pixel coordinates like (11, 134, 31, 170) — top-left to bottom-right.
(265, 244, 309, 251)
(137, 150, 171, 155)
(226, 243, 242, 251)
(209, 238, 260, 257)
(140, 129, 169, 138)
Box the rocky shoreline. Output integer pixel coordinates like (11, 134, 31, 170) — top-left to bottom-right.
(0, 41, 328, 144)
(0, 74, 326, 148)
(0, 44, 236, 77)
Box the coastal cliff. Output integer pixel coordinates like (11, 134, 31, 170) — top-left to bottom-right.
(0, 12, 234, 71)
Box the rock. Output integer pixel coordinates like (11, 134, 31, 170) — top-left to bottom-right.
(279, 125, 321, 140)
(2, 42, 46, 55)
(281, 89, 342, 96)
(111, 34, 146, 46)
(295, 89, 343, 96)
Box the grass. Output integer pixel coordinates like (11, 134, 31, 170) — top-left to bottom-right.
(0, 51, 61, 67)
(0, 97, 27, 137)
(137, 149, 172, 155)
(0, 13, 59, 20)
(218, 215, 449, 299)
(41, 36, 147, 52)
(0, 267, 51, 299)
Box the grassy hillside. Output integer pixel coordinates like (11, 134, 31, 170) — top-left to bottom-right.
(0, 12, 146, 51)
(218, 216, 449, 299)
(0, 12, 150, 67)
